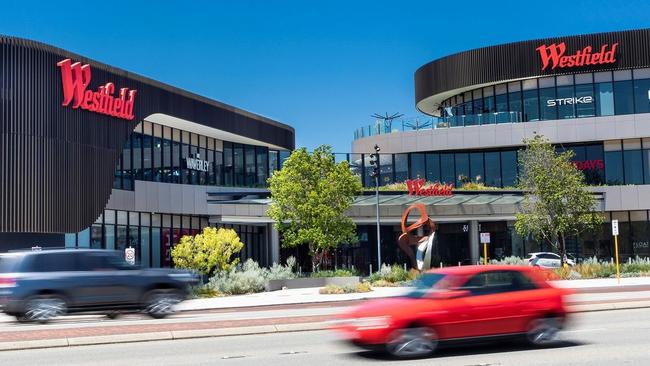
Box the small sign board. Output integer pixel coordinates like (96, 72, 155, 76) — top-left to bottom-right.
(125, 247, 136, 265)
(612, 220, 619, 236)
(480, 232, 491, 244)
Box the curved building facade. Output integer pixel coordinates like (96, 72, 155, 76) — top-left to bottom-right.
(0, 36, 294, 266)
(350, 28, 650, 265)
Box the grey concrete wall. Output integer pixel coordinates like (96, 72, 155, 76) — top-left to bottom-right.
(593, 185, 650, 211)
(106, 182, 267, 216)
(352, 113, 650, 153)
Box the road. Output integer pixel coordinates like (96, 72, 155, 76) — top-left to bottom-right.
(2, 307, 649, 366)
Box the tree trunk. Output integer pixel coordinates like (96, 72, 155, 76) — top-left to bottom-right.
(558, 233, 566, 266)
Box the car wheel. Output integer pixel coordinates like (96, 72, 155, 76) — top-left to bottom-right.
(143, 290, 181, 319)
(385, 326, 437, 358)
(19, 295, 67, 324)
(527, 317, 561, 346)
(105, 311, 121, 320)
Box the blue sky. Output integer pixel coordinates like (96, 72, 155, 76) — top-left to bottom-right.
(2, 0, 649, 152)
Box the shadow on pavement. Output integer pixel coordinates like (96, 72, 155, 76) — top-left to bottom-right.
(344, 339, 586, 362)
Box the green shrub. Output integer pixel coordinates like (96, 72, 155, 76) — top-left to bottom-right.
(207, 257, 297, 295)
(369, 264, 414, 284)
(318, 282, 371, 294)
(369, 279, 399, 287)
(310, 268, 359, 278)
(188, 284, 221, 299)
(209, 259, 268, 295)
(267, 256, 297, 281)
(489, 256, 529, 266)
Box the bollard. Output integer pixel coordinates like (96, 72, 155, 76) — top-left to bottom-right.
(370, 264, 373, 275)
(458, 261, 461, 267)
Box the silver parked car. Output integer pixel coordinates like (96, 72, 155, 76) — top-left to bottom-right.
(527, 252, 575, 268)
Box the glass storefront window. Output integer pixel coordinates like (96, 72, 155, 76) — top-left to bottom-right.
(379, 154, 394, 185)
(556, 85, 576, 119)
(633, 78, 650, 113)
(440, 153, 455, 185)
(256, 147, 268, 186)
(455, 153, 469, 187)
(426, 153, 440, 183)
(470, 152, 484, 183)
(224, 142, 233, 186)
(575, 83, 595, 118)
(394, 154, 408, 183)
(595, 82, 614, 116)
(614, 80, 634, 115)
(245, 145, 256, 186)
(501, 150, 517, 187)
(410, 153, 425, 180)
(269, 150, 279, 177)
(484, 152, 501, 187)
(523, 89, 539, 122)
(235, 144, 245, 186)
(605, 141, 623, 185)
(539, 87, 557, 121)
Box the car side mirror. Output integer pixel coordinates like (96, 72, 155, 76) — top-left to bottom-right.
(427, 289, 470, 300)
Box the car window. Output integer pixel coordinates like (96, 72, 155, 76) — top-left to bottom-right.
(541, 253, 559, 259)
(79, 252, 134, 271)
(460, 270, 537, 296)
(404, 273, 449, 298)
(0, 255, 21, 273)
(26, 253, 78, 272)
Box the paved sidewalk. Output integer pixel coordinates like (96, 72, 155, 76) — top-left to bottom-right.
(177, 276, 650, 312)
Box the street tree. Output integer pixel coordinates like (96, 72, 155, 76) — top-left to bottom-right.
(171, 227, 244, 276)
(268, 145, 363, 272)
(515, 134, 603, 265)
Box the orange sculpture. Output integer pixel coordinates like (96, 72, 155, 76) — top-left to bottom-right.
(398, 203, 437, 271)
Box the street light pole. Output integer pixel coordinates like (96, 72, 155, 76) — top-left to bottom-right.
(369, 144, 381, 272)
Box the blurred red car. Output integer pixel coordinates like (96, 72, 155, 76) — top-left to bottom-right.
(333, 265, 571, 358)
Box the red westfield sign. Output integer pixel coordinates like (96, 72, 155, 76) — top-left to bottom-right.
(536, 42, 618, 71)
(406, 179, 453, 197)
(57, 59, 137, 120)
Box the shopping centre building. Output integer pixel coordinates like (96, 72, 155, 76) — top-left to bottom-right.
(4, 28, 650, 272)
(347, 28, 650, 268)
(0, 35, 294, 267)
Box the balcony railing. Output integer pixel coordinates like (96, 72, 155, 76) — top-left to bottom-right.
(353, 112, 523, 140)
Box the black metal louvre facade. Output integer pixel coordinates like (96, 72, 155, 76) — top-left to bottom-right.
(415, 28, 650, 108)
(0, 36, 294, 234)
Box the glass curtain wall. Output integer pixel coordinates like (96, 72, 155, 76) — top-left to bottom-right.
(113, 121, 289, 190)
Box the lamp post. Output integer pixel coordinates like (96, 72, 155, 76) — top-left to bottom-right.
(369, 144, 381, 272)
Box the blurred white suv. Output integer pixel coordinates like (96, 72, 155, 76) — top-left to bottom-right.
(527, 252, 575, 268)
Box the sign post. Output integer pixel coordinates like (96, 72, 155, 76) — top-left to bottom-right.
(612, 220, 620, 283)
(125, 246, 136, 266)
(480, 232, 490, 265)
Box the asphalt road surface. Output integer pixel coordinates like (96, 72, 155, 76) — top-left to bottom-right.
(3, 308, 649, 366)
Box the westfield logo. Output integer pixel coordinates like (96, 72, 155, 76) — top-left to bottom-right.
(406, 179, 453, 197)
(57, 59, 137, 120)
(536, 42, 618, 71)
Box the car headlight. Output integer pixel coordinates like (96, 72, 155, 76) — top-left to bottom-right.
(350, 316, 391, 330)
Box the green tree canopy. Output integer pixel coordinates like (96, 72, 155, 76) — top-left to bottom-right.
(515, 134, 603, 263)
(171, 227, 244, 276)
(268, 145, 363, 271)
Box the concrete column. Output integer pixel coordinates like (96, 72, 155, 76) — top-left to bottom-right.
(469, 220, 480, 264)
(269, 224, 280, 265)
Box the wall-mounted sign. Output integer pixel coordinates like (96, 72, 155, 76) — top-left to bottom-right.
(124, 247, 136, 265)
(573, 159, 604, 170)
(57, 59, 137, 120)
(406, 179, 453, 197)
(546, 96, 593, 107)
(536, 42, 618, 71)
(184, 153, 210, 172)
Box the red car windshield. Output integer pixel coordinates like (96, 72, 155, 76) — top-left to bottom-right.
(405, 273, 453, 298)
